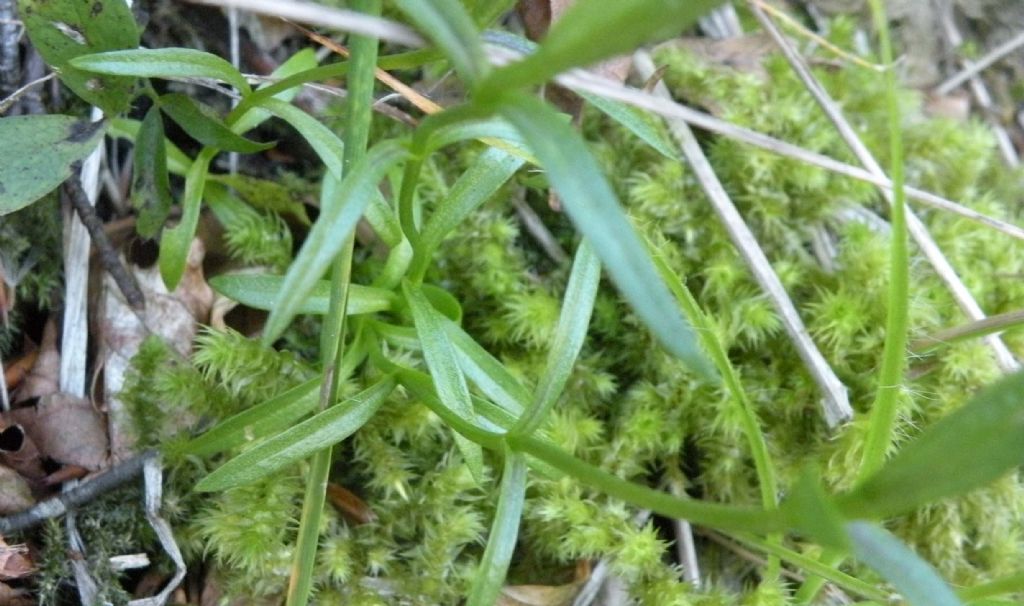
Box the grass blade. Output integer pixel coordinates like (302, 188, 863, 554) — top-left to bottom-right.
(499, 93, 715, 380)
(466, 449, 528, 606)
(195, 377, 396, 492)
(512, 239, 601, 436)
(262, 140, 406, 343)
(402, 281, 485, 482)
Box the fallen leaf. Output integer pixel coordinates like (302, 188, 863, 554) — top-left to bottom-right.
(326, 482, 377, 525)
(498, 582, 582, 606)
(0, 539, 34, 581)
(99, 239, 213, 461)
(0, 464, 33, 515)
(2, 349, 36, 393)
(18, 393, 108, 471)
(13, 318, 59, 403)
(0, 423, 45, 482)
(0, 581, 32, 606)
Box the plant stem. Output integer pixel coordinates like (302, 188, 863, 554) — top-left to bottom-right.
(285, 2, 381, 604)
(858, 0, 910, 482)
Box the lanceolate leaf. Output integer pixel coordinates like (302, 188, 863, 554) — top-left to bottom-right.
(403, 281, 485, 482)
(847, 522, 963, 606)
(0, 116, 106, 215)
(466, 449, 528, 606)
(159, 93, 274, 153)
(513, 239, 601, 435)
(210, 274, 396, 316)
(443, 319, 529, 416)
(476, 0, 723, 97)
(392, 0, 487, 85)
(258, 98, 345, 178)
(196, 377, 396, 492)
(110, 118, 193, 175)
(71, 47, 251, 95)
(159, 147, 213, 289)
(231, 48, 319, 134)
(18, 0, 139, 114)
(131, 106, 172, 237)
(262, 140, 407, 343)
(499, 94, 716, 380)
(579, 92, 679, 161)
(840, 371, 1024, 519)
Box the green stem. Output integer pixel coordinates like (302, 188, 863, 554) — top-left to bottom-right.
(958, 571, 1024, 601)
(858, 0, 910, 481)
(285, 3, 381, 604)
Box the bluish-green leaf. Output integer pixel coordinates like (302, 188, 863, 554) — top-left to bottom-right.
(131, 106, 172, 237)
(159, 93, 274, 153)
(499, 93, 715, 380)
(18, 0, 139, 114)
(262, 140, 406, 343)
(476, 0, 723, 97)
(182, 378, 321, 457)
(513, 239, 601, 435)
(840, 371, 1024, 520)
(71, 47, 251, 95)
(195, 377, 396, 491)
(392, 0, 487, 85)
(848, 522, 963, 606)
(210, 274, 396, 316)
(0, 116, 106, 215)
(159, 147, 213, 290)
(467, 449, 528, 606)
(403, 280, 485, 482)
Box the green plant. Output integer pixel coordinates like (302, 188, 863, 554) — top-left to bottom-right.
(10, 0, 1024, 604)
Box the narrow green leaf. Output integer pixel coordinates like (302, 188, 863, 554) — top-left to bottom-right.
(0, 116, 106, 215)
(71, 47, 251, 95)
(840, 371, 1024, 520)
(513, 239, 601, 435)
(196, 377, 396, 492)
(159, 147, 213, 290)
(392, 0, 487, 85)
(781, 468, 850, 551)
(476, 0, 722, 97)
(230, 47, 321, 134)
(443, 320, 529, 416)
(159, 93, 274, 153)
(131, 106, 172, 237)
(499, 94, 715, 380)
(847, 522, 963, 606)
(18, 0, 139, 114)
(110, 117, 193, 175)
(262, 140, 406, 343)
(467, 449, 528, 606)
(182, 378, 321, 457)
(403, 280, 485, 482)
(580, 92, 679, 161)
(258, 97, 345, 178)
(210, 274, 396, 316)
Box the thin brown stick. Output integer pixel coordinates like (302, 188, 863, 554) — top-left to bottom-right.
(64, 165, 145, 312)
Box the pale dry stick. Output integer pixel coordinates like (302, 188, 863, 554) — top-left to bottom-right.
(698, 2, 743, 39)
(182, 0, 424, 47)
(938, 11, 1019, 167)
(0, 72, 53, 114)
(668, 478, 701, 587)
(751, 2, 1020, 373)
(936, 27, 1024, 96)
(228, 5, 241, 174)
(633, 51, 852, 427)
(511, 190, 570, 265)
(536, 57, 1024, 242)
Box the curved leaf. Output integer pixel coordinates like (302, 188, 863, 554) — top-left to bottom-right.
(210, 274, 396, 316)
(258, 98, 345, 178)
(131, 106, 172, 237)
(160, 93, 274, 153)
(467, 449, 528, 606)
(71, 47, 251, 94)
(392, 0, 486, 85)
(159, 147, 213, 289)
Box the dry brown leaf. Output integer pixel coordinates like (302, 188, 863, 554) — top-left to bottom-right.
(0, 539, 34, 581)
(498, 581, 582, 606)
(0, 422, 45, 482)
(13, 318, 59, 404)
(99, 239, 213, 461)
(326, 482, 377, 525)
(0, 465, 33, 515)
(3, 350, 36, 393)
(0, 581, 32, 606)
(17, 393, 108, 471)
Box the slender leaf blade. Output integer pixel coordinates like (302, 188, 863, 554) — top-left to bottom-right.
(196, 377, 396, 491)
(210, 274, 395, 316)
(443, 320, 529, 416)
(392, 0, 487, 85)
(258, 98, 345, 178)
(131, 106, 172, 237)
(71, 47, 251, 94)
(467, 449, 528, 606)
(403, 280, 485, 482)
(159, 148, 212, 289)
(0, 116, 106, 214)
(499, 94, 715, 380)
(847, 522, 963, 606)
(262, 140, 406, 343)
(160, 93, 274, 153)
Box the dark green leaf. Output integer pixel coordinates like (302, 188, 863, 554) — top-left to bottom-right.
(847, 522, 963, 606)
(18, 0, 139, 114)
(159, 93, 274, 153)
(0, 116, 106, 215)
(196, 377, 396, 491)
(499, 94, 716, 380)
(109, 117, 192, 175)
(71, 47, 251, 94)
(467, 449, 527, 606)
(159, 148, 213, 289)
(839, 371, 1024, 519)
(476, 0, 723, 97)
(392, 0, 487, 85)
(182, 378, 320, 457)
(262, 140, 406, 342)
(403, 280, 485, 482)
(210, 274, 396, 316)
(131, 106, 172, 237)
